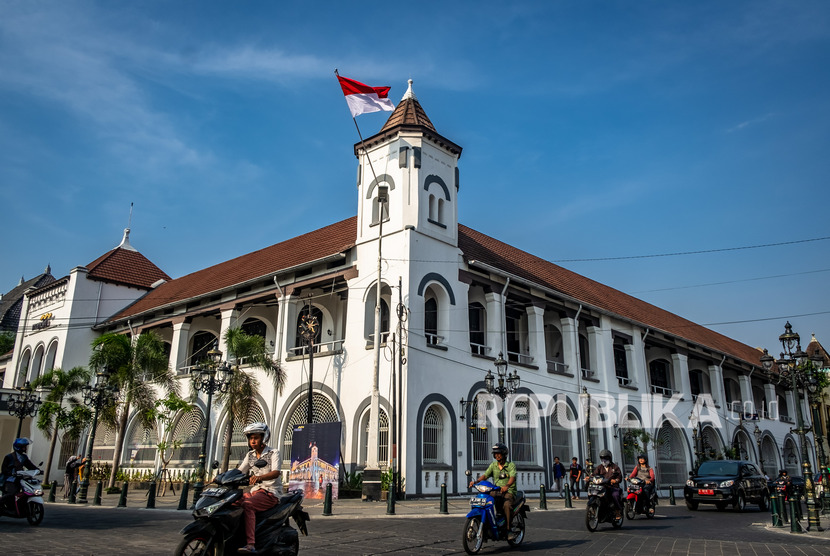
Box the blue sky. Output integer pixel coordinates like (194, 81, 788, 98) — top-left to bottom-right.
(2, 1, 828, 353)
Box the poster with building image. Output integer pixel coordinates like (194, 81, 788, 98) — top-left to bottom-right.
(288, 422, 341, 499)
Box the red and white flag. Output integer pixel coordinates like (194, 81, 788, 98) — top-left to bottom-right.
(337, 75, 395, 117)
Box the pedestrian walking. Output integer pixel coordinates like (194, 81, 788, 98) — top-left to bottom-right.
(569, 456, 583, 500)
(552, 456, 566, 497)
(63, 455, 81, 499)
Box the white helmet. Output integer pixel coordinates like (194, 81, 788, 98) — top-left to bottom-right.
(243, 422, 270, 443)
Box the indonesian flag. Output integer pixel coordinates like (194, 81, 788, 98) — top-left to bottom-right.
(337, 75, 395, 118)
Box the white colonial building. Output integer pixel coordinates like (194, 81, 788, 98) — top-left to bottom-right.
(3, 82, 826, 493)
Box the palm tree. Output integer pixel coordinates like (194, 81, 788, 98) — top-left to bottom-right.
(31, 366, 92, 481)
(216, 327, 285, 471)
(89, 331, 176, 488)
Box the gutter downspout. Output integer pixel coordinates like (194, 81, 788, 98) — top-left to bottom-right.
(273, 276, 286, 435)
(94, 282, 103, 326)
(574, 305, 583, 390)
(500, 278, 510, 357)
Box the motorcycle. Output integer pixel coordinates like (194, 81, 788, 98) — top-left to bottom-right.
(624, 477, 656, 520)
(585, 475, 623, 532)
(773, 477, 793, 501)
(176, 460, 310, 556)
(0, 465, 45, 526)
(462, 471, 529, 554)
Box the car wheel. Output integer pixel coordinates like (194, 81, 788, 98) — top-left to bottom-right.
(685, 500, 698, 511)
(733, 492, 746, 512)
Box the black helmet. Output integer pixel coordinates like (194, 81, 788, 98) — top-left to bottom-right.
(491, 443, 509, 456)
(599, 449, 612, 460)
(779, 469, 788, 476)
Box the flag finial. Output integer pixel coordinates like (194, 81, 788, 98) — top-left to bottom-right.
(402, 79, 416, 101)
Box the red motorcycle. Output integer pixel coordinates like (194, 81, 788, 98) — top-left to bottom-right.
(625, 477, 656, 520)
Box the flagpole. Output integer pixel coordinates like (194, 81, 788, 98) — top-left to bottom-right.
(335, 69, 386, 494)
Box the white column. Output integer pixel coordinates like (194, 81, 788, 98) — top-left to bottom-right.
(672, 353, 692, 398)
(624, 344, 638, 387)
(586, 326, 605, 380)
(560, 317, 578, 376)
(219, 306, 239, 359)
(785, 390, 797, 422)
(485, 292, 504, 357)
(526, 305, 545, 367)
(708, 364, 726, 408)
(170, 320, 191, 372)
(764, 383, 778, 420)
(631, 333, 647, 388)
(738, 375, 753, 413)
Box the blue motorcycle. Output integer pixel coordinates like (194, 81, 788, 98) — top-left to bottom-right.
(462, 472, 528, 554)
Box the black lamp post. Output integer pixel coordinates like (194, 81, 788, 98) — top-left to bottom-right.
(808, 350, 829, 494)
(7, 381, 43, 438)
(582, 387, 594, 474)
(760, 321, 822, 531)
(753, 424, 764, 475)
(77, 369, 119, 503)
(483, 351, 519, 444)
(189, 344, 233, 506)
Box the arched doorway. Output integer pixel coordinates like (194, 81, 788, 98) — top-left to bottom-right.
(656, 422, 688, 487)
(280, 393, 339, 470)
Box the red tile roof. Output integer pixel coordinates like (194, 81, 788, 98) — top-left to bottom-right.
(105, 215, 762, 366)
(108, 217, 358, 321)
(380, 94, 436, 133)
(86, 248, 171, 290)
(457, 224, 764, 367)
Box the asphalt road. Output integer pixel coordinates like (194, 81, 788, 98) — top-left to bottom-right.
(1, 502, 829, 555)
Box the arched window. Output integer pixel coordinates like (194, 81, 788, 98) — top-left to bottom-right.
(360, 409, 389, 468)
(656, 422, 687, 486)
(221, 404, 267, 467)
(30, 344, 44, 382)
(551, 401, 574, 464)
(294, 305, 323, 351)
(169, 410, 205, 467)
(44, 340, 58, 374)
(189, 331, 218, 367)
(372, 194, 389, 225)
(701, 426, 722, 460)
(423, 283, 449, 347)
(783, 438, 800, 476)
(17, 348, 31, 387)
(428, 194, 436, 221)
(422, 405, 445, 465)
(241, 318, 267, 339)
(578, 334, 591, 373)
(281, 393, 339, 469)
(91, 425, 118, 464)
(124, 421, 158, 466)
(424, 298, 438, 345)
(510, 398, 537, 465)
(437, 198, 445, 223)
(468, 302, 486, 354)
(364, 284, 391, 345)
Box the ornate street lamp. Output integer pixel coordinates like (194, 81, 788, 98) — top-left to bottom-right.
(760, 321, 822, 531)
(753, 424, 764, 475)
(582, 387, 594, 474)
(189, 344, 233, 506)
(7, 381, 43, 438)
(808, 350, 829, 495)
(77, 369, 119, 503)
(484, 352, 520, 444)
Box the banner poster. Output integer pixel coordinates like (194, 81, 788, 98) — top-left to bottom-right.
(288, 421, 342, 500)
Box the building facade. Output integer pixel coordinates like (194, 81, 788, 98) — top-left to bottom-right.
(3, 83, 826, 493)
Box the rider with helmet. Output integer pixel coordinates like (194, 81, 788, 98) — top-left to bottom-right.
(594, 449, 623, 519)
(629, 453, 656, 506)
(469, 443, 518, 539)
(1, 438, 38, 496)
(235, 422, 282, 554)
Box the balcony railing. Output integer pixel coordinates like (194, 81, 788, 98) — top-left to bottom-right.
(470, 343, 491, 356)
(425, 333, 445, 346)
(287, 339, 345, 358)
(546, 360, 569, 375)
(582, 368, 597, 380)
(616, 376, 633, 387)
(507, 351, 534, 366)
(650, 384, 675, 397)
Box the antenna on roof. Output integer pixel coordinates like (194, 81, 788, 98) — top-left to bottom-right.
(128, 202, 134, 229)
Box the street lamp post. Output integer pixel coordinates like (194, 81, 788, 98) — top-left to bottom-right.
(189, 345, 234, 506)
(760, 321, 822, 531)
(77, 370, 119, 503)
(808, 351, 829, 494)
(582, 387, 594, 474)
(484, 352, 520, 444)
(753, 424, 764, 476)
(7, 381, 43, 438)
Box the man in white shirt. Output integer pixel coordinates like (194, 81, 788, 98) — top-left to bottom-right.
(236, 423, 282, 554)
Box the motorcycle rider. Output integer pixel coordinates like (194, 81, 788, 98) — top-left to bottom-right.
(235, 423, 282, 555)
(593, 449, 623, 519)
(1, 438, 38, 496)
(775, 469, 793, 499)
(469, 442, 518, 540)
(628, 453, 656, 508)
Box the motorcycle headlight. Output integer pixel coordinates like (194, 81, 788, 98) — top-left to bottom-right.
(719, 480, 734, 488)
(686, 479, 695, 487)
(193, 500, 225, 518)
(34, 489, 43, 496)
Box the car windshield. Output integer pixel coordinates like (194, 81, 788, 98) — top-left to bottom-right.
(697, 462, 739, 476)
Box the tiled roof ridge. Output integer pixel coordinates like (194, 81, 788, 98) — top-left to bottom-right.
(379, 80, 436, 133)
(457, 223, 763, 366)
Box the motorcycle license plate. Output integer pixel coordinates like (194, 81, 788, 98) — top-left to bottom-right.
(698, 489, 714, 495)
(470, 497, 487, 507)
(202, 487, 228, 497)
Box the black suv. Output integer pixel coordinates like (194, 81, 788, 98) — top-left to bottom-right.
(684, 460, 769, 512)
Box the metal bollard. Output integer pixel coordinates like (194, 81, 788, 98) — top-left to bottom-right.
(48, 481, 57, 503)
(539, 484, 547, 510)
(668, 486, 676, 505)
(117, 481, 129, 508)
(778, 494, 789, 523)
(770, 495, 783, 527)
(93, 481, 103, 506)
(68, 480, 77, 504)
(323, 483, 333, 516)
(178, 482, 190, 510)
(795, 497, 803, 521)
(439, 483, 449, 514)
(789, 499, 803, 533)
(564, 484, 573, 508)
(386, 480, 396, 515)
(146, 481, 157, 509)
